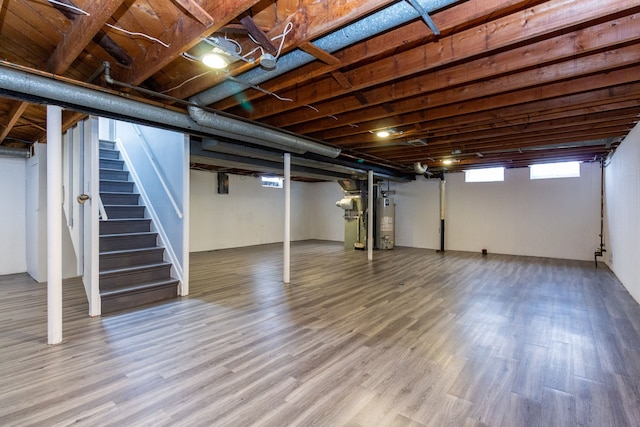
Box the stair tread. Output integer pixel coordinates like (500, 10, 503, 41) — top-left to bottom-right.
(100, 218, 149, 221)
(103, 204, 143, 208)
(100, 262, 171, 276)
(100, 191, 137, 195)
(100, 279, 178, 299)
(100, 178, 131, 182)
(100, 167, 127, 172)
(100, 247, 164, 256)
(100, 231, 156, 237)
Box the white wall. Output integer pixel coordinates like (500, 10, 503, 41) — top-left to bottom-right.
(360, 164, 600, 260)
(446, 164, 601, 260)
(0, 157, 27, 275)
(605, 122, 640, 303)
(189, 170, 313, 251)
(307, 181, 344, 241)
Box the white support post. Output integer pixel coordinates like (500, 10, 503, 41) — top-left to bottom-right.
(47, 105, 63, 345)
(368, 170, 374, 261)
(284, 153, 291, 284)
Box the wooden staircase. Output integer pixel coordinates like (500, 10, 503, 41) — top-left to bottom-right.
(99, 140, 179, 314)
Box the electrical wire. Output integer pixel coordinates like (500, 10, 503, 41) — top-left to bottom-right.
(105, 23, 170, 48)
(161, 70, 213, 94)
(47, 0, 90, 16)
(226, 76, 292, 102)
(271, 22, 293, 58)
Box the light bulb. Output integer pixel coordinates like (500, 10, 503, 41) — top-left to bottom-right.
(202, 52, 229, 69)
(376, 130, 391, 138)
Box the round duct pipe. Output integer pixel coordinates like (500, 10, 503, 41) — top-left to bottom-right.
(0, 146, 30, 158)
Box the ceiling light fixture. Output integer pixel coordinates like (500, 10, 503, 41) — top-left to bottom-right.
(442, 159, 453, 165)
(202, 51, 229, 69)
(376, 130, 391, 138)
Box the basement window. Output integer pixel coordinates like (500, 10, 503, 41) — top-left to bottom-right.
(529, 161, 580, 180)
(261, 176, 284, 188)
(465, 167, 504, 183)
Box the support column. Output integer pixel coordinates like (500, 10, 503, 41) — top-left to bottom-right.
(47, 105, 63, 345)
(368, 170, 374, 261)
(439, 174, 446, 253)
(283, 153, 291, 284)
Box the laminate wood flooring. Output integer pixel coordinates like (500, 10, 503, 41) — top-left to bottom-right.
(1, 241, 640, 426)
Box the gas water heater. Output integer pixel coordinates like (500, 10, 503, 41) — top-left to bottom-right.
(336, 180, 395, 250)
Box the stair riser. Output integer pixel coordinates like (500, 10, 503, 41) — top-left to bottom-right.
(100, 140, 116, 150)
(100, 234, 157, 251)
(99, 149, 119, 160)
(100, 219, 151, 234)
(100, 159, 124, 170)
(101, 284, 178, 314)
(100, 249, 165, 270)
(100, 265, 173, 290)
(101, 170, 129, 181)
(100, 181, 134, 193)
(101, 193, 139, 205)
(104, 205, 145, 219)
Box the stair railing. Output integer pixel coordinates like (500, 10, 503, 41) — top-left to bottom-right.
(132, 124, 183, 219)
(98, 194, 109, 220)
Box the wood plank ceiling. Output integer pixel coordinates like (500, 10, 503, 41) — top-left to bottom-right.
(0, 0, 638, 177)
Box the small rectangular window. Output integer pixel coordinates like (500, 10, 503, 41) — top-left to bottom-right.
(261, 176, 284, 188)
(529, 161, 580, 180)
(465, 167, 504, 183)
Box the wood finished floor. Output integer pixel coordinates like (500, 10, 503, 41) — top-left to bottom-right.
(1, 241, 640, 426)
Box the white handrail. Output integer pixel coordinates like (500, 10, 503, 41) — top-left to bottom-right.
(132, 125, 183, 219)
(97, 194, 108, 221)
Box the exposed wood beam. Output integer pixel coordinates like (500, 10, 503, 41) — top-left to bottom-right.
(331, 72, 351, 90)
(50, 0, 131, 66)
(166, 0, 399, 99)
(121, 0, 264, 86)
(173, 0, 215, 27)
(46, 0, 126, 74)
(240, 15, 277, 54)
(209, 0, 555, 111)
(0, 101, 28, 144)
(299, 42, 341, 66)
(237, 1, 640, 121)
(283, 36, 640, 136)
(303, 72, 640, 141)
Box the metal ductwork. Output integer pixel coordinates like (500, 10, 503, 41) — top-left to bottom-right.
(0, 146, 30, 158)
(188, 106, 339, 158)
(190, 0, 460, 106)
(0, 62, 340, 159)
(201, 138, 409, 181)
(413, 162, 428, 174)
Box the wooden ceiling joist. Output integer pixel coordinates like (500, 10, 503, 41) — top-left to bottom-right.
(0, 101, 28, 144)
(240, 5, 640, 122)
(45, 0, 126, 75)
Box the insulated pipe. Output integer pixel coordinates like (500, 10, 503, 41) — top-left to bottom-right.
(0, 63, 340, 159)
(284, 153, 291, 284)
(0, 146, 30, 158)
(188, 107, 339, 158)
(190, 0, 459, 106)
(47, 105, 63, 345)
